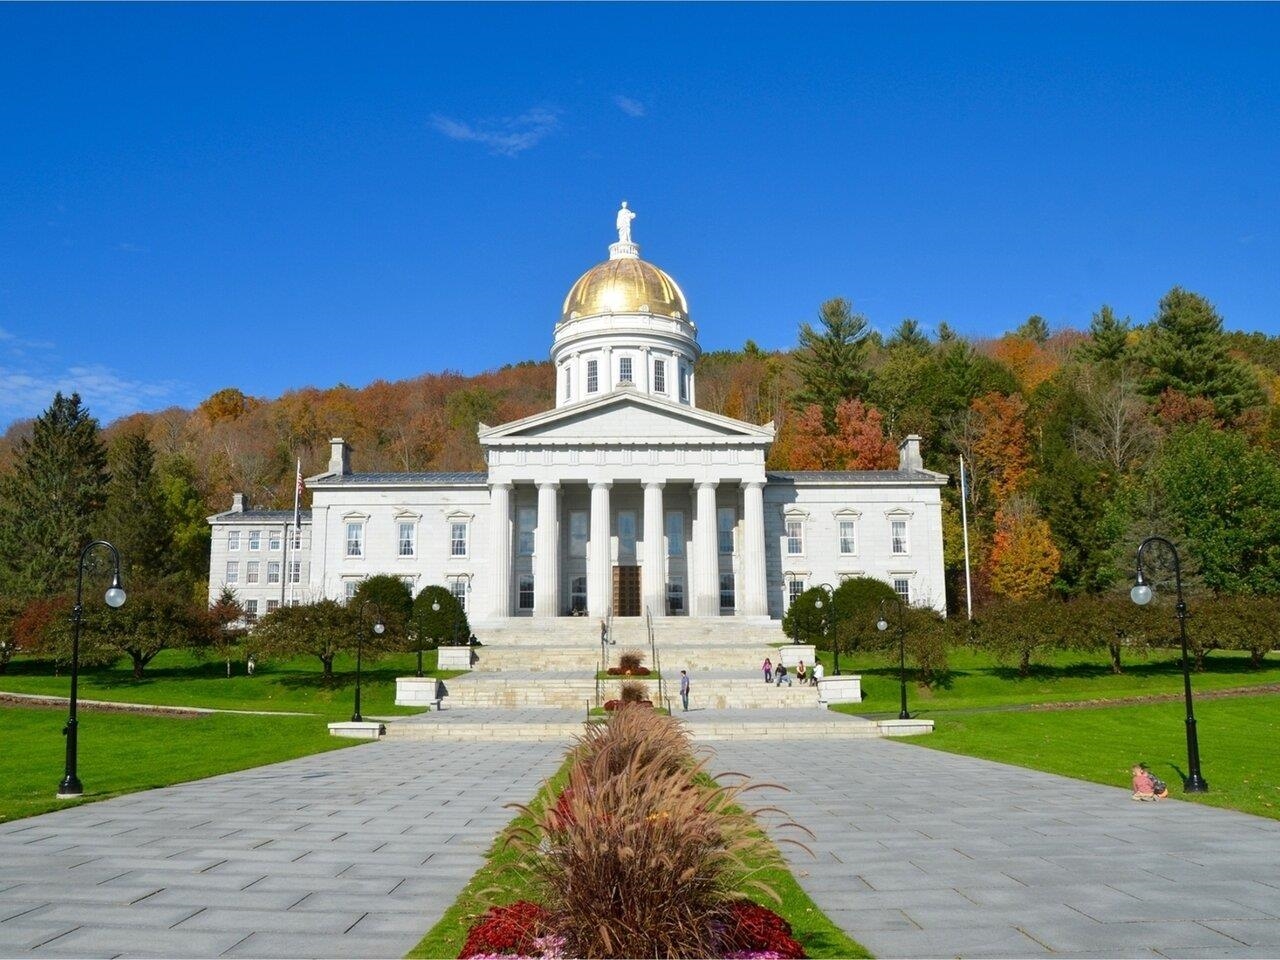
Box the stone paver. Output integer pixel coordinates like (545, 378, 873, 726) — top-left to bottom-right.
(0, 740, 564, 959)
(704, 739, 1280, 959)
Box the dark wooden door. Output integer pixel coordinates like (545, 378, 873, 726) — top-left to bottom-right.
(612, 565, 641, 616)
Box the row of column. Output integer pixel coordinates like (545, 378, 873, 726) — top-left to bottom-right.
(488, 480, 767, 619)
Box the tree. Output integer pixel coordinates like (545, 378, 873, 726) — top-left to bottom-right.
(351, 575, 414, 645)
(788, 399, 898, 471)
(780, 587, 827, 646)
(157, 454, 213, 586)
(792, 298, 871, 428)
(887, 319, 931, 352)
(986, 501, 1061, 601)
(100, 432, 172, 582)
(412, 585, 469, 648)
(252, 600, 354, 678)
(829, 576, 899, 657)
(978, 599, 1067, 677)
(1198, 595, 1280, 668)
(1016, 315, 1050, 345)
(1141, 287, 1264, 420)
(1079, 305, 1132, 364)
(1072, 369, 1157, 475)
(0, 393, 109, 601)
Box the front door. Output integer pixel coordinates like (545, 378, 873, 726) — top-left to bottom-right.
(612, 565, 641, 616)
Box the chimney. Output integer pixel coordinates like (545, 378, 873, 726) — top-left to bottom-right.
(231, 492, 245, 513)
(328, 437, 351, 476)
(898, 435, 923, 472)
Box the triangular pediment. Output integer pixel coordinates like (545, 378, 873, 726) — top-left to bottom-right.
(479, 391, 774, 446)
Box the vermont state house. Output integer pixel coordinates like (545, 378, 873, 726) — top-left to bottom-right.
(208, 206, 948, 626)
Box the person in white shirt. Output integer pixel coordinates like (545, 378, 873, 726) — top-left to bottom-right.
(811, 662, 824, 686)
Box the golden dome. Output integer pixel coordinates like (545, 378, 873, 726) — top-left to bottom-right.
(560, 256, 689, 324)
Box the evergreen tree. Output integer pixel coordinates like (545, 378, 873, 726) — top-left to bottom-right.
(157, 454, 212, 585)
(792, 297, 871, 427)
(887, 318, 931, 352)
(1079, 305, 1131, 364)
(1141, 286, 1264, 419)
(0, 393, 109, 600)
(1016, 314, 1050, 344)
(100, 432, 172, 582)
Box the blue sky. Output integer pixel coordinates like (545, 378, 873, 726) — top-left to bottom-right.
(2, 4, 1278, 426)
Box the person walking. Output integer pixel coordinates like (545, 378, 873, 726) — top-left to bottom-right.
(679, 670, 691, 712)
(811, 661, 823, 686)
(762, 657, 773, 684)
(246, 655, 256, 677)
(775, 662, 791, 687)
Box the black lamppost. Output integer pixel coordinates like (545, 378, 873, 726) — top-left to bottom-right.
(1132, 535, 1208, 793)
(58, 540, 126, 799)
(812, 582, 840, 676)
(353, 600, 385, 723)
(877, 597, 910, 720)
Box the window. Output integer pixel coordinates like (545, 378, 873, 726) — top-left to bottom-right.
(518, 575, 535, 610)
(891, 519, 909, 555)
(563, 365, 572, 400)
(665, 511, 684, 557)
(518, 507, 537, 556)
(246, 561, 260, 584)
(269, 530, 281, 551)
(293, 529, 302, 550)
(667, 579, 685, 614)
(619, 355, 633, 384)
(569, 511, 588, 558)
(451, 522, 469, 557)
(717, 507, 735, 555)
(894, 578, 911, 603)
(344, 580, 360, 602)
(225, 561, 239, 584)
(653, 359, 666, 394)
(243, 599, 258, 623)
(451, 579, 468, 612)
(785, 519, 804, 556)
(265, 599, 279, 614)
(719, 573, 735, 611)
(839, 520, 857, 556)
(346, 522, 364, 557)
(228, 531, 240, 551)
(289, 560, 302, 584)
(618, 511, 637, 562)
(788, 579, 806, 607)
(679, 366, 689, 402)
(570, 576, 587, 614)
(267, 561, 281, 585)
(400, 575, 415, 589)
(586, 359, 599, 393)
(248, 531, 261, 551)
(398, 521, 416, 557)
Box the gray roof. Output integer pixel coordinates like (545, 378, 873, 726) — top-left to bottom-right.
(768, 470, 948, 484)
(210, 509, 313, 523)
(310, 471, 488, 485)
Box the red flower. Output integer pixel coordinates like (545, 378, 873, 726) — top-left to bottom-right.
(459, 901, 550, 958)
(720, 902, 806, 959)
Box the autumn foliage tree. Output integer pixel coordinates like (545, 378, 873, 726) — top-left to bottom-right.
(788, 399, 898, 470)
(986, 502, 1061, 601)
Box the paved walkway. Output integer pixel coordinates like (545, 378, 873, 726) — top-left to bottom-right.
(705, 739, 1280, 959)
(0, 741, 564, 959)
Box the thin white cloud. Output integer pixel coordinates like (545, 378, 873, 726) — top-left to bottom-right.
(0, 360, 180, 426)
(613, 95, 646, 118)
(430, 106, 562, 157)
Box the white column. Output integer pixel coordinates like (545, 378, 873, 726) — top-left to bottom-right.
(693, 481, 719, 617)
(642, 481, 666, 616)
(489, 482, 513, 618)
(640, 347, 651, 394)
(741, 481, 768, 617)
(602, 346, 613, 391)
(534, 482, 559, 618)
(588, 481, 612, 617)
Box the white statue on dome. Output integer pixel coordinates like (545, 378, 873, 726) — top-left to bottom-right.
(616, 201, 636, 244)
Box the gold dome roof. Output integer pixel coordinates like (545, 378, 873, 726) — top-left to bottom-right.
(560, 256, 690, 324)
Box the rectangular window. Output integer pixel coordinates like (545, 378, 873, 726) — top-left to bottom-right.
(653, 359, 666, 394)
(570, 575, 587, 614)
(293, 529, 302, 549)
(227, 531, 240, 551)
(891, 519, 908, 555)
(246, 561, 260, 584)
(243, 599, 258, 623)
(563, 365, 572, 400)
(665, 511, 684, 557)
(785, 519, 804, 556)
(269, 530, 281, 551)
(894, 578, 911, 603)
(518, 507, 537, 556)
(398, 521, 416, 557)
(719, 572, 735, 611)
(839, 520, 857, 556)
(225, 561, 239, 583)
(587, 359, 599, 393)
(518, 575, 535, 611)
(619, 355, 633, 383)
(344, 580, 360, 601)
(451, 579, 468, 612)
(346, 522, 363, 557)
(788, 579, 805, 607)
(569, 510, 588, 558)
(667, 579, 685, 614)
(717, 506, 735, 555)
(265, 599, 279, 614)
(248, 531, 261, 551)
(400, 575, 415, 589)
(451, 522, 469, 557)
(267, 561, 281, 584)
(679, 366, 689, 402)
(618, 510, 637, 562)
(289, 560, 302, 584)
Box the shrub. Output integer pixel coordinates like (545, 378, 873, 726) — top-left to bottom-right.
(976, 598, 1070, 677)
(458, 901, 550, 958)
(412, 585, 470, 649)
(1197, 594, 1280, 668)
(831, 577, 900, 656)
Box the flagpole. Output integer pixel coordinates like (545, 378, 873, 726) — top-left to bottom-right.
(959, 455, 973, 621)
(289, 458, 302, 607)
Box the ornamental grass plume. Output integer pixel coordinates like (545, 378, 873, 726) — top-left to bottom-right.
(619, 679, 647, 704)
(618, 648, 646, 673)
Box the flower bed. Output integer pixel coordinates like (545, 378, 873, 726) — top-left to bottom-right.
(602, 698, 653, 711)
(605, 666, 653, 676)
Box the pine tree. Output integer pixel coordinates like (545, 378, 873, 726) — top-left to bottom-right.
(0, 393, 109, 601)
(792, 297, 871, 428)
(100, 432, 172, 582)
(1016, 314, 1050, 345)
(1080, 305, 1131, 364)
(887, 318, 931, 352)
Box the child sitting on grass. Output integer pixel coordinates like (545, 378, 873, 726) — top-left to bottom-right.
(1131, 763, 1169, 801)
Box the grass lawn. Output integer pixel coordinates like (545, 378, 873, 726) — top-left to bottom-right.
(595, 670, 662, 679)
(0, 648, 463, 719)
(910, 693, 1280, 821)
(0, 705, 359, 823)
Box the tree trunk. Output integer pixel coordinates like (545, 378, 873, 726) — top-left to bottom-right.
(1194, 649, 1206, 672)
(1019, 649, 1030, 677)
(1109, 642, 1123, 675)
(321, 655, 333, 678)
(1250, 648, 1265, 669)
(132, 654, 145, 680)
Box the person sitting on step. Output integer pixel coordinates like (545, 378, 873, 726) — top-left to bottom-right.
(775, 662, 791, 687)
(795, 661, 807, 685)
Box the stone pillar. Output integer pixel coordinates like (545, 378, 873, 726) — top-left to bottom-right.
(602, 346, 613, 392)
(588, 481, 612, 617)
(642, 481, 666, 616)
(741, 481, 768, 617)
(693, 481, 719, 617)
(640, 347, 651, 394)
(489, 482, 513, 618)
(534, 482, 559, 618)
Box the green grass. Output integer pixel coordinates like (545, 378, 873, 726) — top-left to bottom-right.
(911, 694, 1280, 820)
(0, 705, 359, 823)
(588, 705, 671, 716)
(822, 646, 1279, 717)
(595, 670, 661, 679)
(0, 648, 463, 720)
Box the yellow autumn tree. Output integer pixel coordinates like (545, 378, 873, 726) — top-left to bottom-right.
(986, 503, 1061, 601)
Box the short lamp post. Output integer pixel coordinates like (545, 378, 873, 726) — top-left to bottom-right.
(58, 540, 127, 799)
(1132, 535, 1208, 793)
(353, 601, 385, 723)
(812, 582, 840, 676)
(877, 597, 910, 720)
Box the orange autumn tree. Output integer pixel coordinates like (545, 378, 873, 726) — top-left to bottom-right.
(788, 398, 898, 470)
(986, 502, 1061, 601)
(970, 392, 1031, 502)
